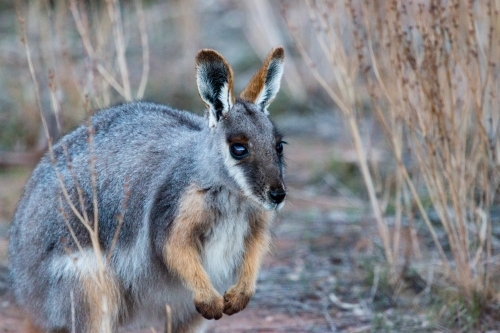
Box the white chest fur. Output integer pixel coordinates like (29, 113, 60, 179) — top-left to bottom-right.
(201, 206, 250, 293)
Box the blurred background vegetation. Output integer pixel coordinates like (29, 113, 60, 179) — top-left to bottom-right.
(2, 0, 500, 332)
(0, 0, 317, 156)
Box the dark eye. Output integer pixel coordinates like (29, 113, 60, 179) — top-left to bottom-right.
(230, 143, 249, 159)
(276, 141, 286, 155)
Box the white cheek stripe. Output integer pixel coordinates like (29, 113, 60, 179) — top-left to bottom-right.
(222, 147, 262, 205)
(221, 141, 286, 211)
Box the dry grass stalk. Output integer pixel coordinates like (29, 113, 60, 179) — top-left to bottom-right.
(285, 0, 500, 317)
(19, 15, 112, 328)
(283, 0, 395, 270)
(134, 0, 150, 99)
(15, 0, 151, 331)
(164, 304, 172, 333)
(360, 0, 500, 299)
(68, 0, 150, 103)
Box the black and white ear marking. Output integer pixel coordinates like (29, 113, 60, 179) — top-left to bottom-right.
(196, 49, 235, 127)
(240, 47, 285, 114)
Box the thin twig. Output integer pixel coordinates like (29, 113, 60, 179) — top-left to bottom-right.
(105, 0, 132, 100)
(135, 0, 150, 99)
(164, 304, 172, 333)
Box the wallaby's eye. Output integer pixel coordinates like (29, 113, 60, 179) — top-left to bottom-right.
(276, 141, 286, 156)
(230, 143, 249, 159)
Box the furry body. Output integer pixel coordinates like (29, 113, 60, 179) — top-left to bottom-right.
(9, 48, 286, 332)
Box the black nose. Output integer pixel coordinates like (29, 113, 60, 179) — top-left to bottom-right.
(268, 189, 286, 204)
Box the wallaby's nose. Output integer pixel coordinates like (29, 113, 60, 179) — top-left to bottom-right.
(268, 189, 286, 204)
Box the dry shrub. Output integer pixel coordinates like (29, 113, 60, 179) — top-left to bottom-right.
(15, 0, 149, 330)
(10, 0, 149, 150)
(284, 0, 500, 324)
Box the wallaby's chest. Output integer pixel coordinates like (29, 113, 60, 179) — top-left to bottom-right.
(200, 191, 252, 292)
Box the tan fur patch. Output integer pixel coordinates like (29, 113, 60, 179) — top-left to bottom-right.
(80, 261, 123, 332)
(239, 210, 273, 290)
(163, 184, 224, 319)
(240, 47, 284, 104)
(223, 210, 273, 315)
(195, 49, 235, 106)
(227, 134, 249, 145)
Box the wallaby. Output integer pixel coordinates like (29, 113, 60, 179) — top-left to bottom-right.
(8, 47, 286, 333)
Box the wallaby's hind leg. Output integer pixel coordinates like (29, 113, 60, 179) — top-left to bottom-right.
(80, 270, 122, 333)
(44, 251, 123, 333)
(23, 317, 44, 333)
(23, 317, 69, 333)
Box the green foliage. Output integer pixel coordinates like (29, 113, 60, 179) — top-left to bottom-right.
(359, 259, 394, 311)
(0, 107, 38, 151)
(324, 158, 365, 196)
(430, 287, 491, 332)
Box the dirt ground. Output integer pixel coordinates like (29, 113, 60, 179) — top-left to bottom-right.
(0, 114, 444, 332)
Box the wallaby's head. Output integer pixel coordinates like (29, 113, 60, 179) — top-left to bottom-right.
(196, 47, 286, 210)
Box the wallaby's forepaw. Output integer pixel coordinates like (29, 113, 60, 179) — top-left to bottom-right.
(223, 286, 253, 316)
(194, 293, 224, 320)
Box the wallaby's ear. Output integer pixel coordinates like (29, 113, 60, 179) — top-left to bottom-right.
(196, 49, 235, 128)
(240, 47, 285, 114)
